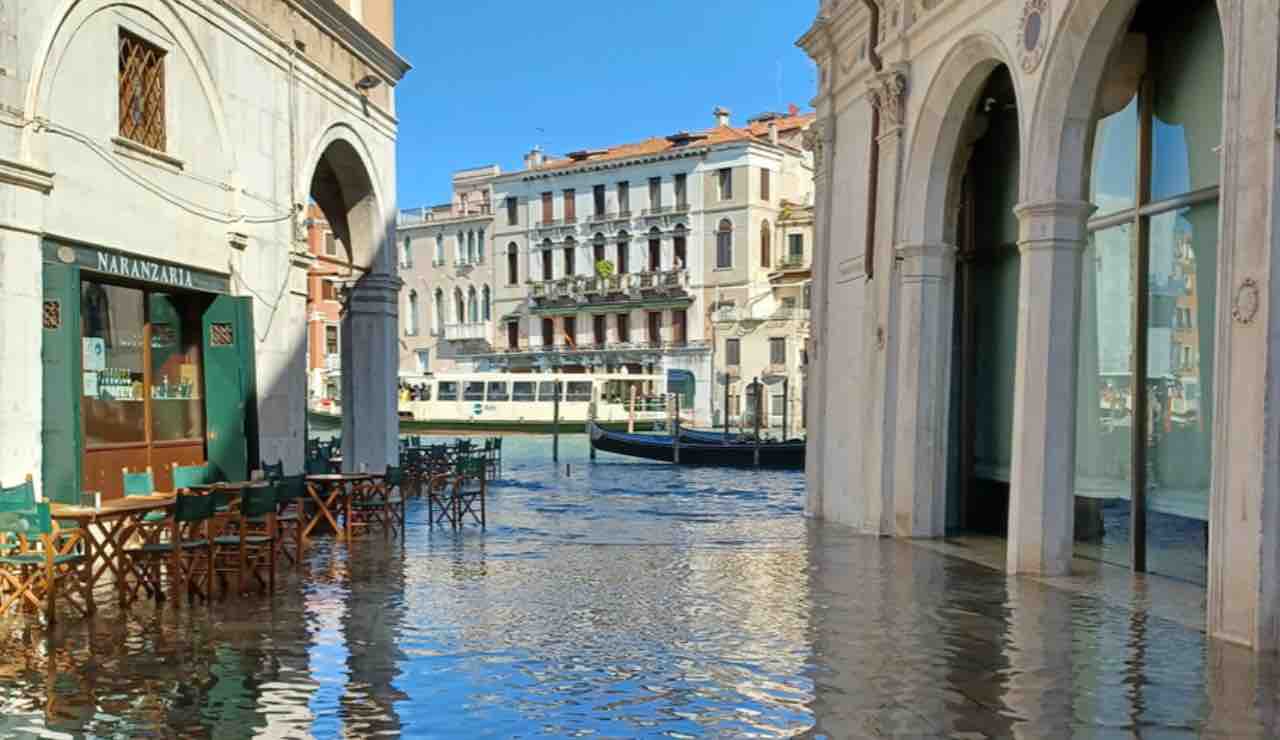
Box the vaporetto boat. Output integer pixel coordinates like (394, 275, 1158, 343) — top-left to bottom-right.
(310, 371, 672, 433)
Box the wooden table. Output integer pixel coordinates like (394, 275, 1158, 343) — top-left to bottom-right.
(303, 473, 373, 545)
(51, 495, 175, 606)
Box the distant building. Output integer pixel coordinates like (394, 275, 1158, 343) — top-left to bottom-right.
(460, 108, 815, 427)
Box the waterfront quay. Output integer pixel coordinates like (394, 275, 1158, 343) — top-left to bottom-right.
(0, 436, 1273, 737)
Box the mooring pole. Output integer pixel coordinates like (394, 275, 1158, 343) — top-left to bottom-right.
(588, 399, 597, 461)
(753, 378, 762, 468)
(782, 376, 789, 441)
(673, 393, 681, 465)
(553, 379, 561, 463)
(723, 377, 731, 444)
(628, 385, 637, 434)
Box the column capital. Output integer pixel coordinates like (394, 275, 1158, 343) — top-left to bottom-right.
(1014, 199, 1096, 251)
(869, 66, 909, 134)
(346, 272, 403, 317)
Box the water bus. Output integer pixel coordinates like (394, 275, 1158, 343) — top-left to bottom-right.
(310, 372, 671, 433)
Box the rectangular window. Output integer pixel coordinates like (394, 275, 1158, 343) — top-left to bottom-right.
(726, 338, 741, 366)
(118, 29, 167, 151)
(718, 168, 732, 200)
(541, 318, 555, 347)
(506, 196, 519, 226)
(617, 240, 629, 274)
(674, 174, 687, 208)
(617, 314, 630, 343)
(487, 382, 509, 402)
(542, 249, 554, 280)
(673, 309, 687, 346)
(541, 192, 553, 223)
(772, 394, 785, 419)
(649, 177, 662, 211)
(564, 247, 576, 276)
(594, 315, 607, 346)
(324, 232, 337, 256)
(538, 381, 560, 402)
(566, 381, 593, 402)
(770, 337, 787, 365)
(507, 321, 520, 349)
(416, 350, 430, 373)
(593, 185, 606, 216)
(438, 382, 459, 401)
(513, 381, 537, 402)
(647, 312, 662, 345)
(563, 189, 576, 222)
(325, 325, 339, 355)
(789, 233, 805, 262)
(648, 238, 661, 272)
(716, 229, 733, 269)
(564, 316, 577, 346)
(321, 280, 336, 301)
(761, 168, 771, 201)
(618, 182, 630, 214)
(463, 381, 485, 402)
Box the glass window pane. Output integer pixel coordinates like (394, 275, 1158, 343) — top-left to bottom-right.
(149, 294, 204, 442)
(1145, 204, 1215, 584)
(81, 282, 147, 445)
(463, 381, 485, 401)
(487, 382, 509, 401)
(438, 382, 458, 401)
(1090, 95, 1139, 217)
(537, 381, 558, 401)
(512, 382, 536, 402)
(567, 382, 592, 402)
(1150, 2, 1223, 201)
(1074, 225, 1135, 569)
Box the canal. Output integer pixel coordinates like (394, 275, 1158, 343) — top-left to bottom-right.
(0, 436, 1276, 737)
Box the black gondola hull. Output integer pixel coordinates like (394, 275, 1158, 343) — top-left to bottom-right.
(589, 423, 805, 469)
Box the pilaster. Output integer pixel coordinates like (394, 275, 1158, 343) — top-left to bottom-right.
(1006, 199, 1094, 576)
(892, 242, 955, 537)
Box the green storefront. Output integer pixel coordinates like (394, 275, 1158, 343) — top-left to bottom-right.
(41, 238, 258, 503)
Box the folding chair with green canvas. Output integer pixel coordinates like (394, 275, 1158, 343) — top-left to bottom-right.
(124, 491, 215, 606)
(211, 483, 277, 597)
(0, 477, 94, 623)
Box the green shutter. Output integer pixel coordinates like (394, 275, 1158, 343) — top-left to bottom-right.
(41, 263, 82, 505)
(203, 296, 256, 482)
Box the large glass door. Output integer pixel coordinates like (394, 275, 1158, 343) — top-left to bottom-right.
(1075, 0, 1221, 583)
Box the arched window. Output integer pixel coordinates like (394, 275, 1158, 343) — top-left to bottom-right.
(467, 286, 479, 323)
(482, 285, 492, 321)
(648, 227, 662, 271)
(454, 233, 463, 263)
(477, 228, 486, 263)
(433, 289, 444, 334)
(563, 237, 577, 276)
(406, 290, 419, 335)
(716, 219, 734, 269)
(761, 220, 772, 268)
(541, 239, 554, 279)
(454, 288, 465, 324)
(435, 234, 445, 265)
(507, 243, 519, 285)
(617, 231, 630, 274)
(673, 224, 687, 269)
(467, 231, 476, 264)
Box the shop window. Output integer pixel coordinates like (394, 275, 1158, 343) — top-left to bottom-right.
(118, 30, 166, 151)
(81, 283, 147, 446)
(149, 293, 204, 442)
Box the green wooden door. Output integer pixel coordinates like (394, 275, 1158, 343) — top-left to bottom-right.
(203, 296, 256, 481)
(41, 263, 83, 504)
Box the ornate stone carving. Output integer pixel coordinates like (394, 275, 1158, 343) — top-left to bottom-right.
(869, 71, 908, 129)
(1019, 0, 1049, 74)
(1233, 277, 1260, 325)
(802, 119, 829, 176)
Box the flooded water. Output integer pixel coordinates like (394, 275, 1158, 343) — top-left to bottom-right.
(2, 436, 1279, 737)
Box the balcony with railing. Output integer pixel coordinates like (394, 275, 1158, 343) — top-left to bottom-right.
(529, 270, 690, 312)
(443, 322, 490, 341)
(324, 354, 341, 371)
(770, 252, 811, 282)
(461, 339, 710, 363)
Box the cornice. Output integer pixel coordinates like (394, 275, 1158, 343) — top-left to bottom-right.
(287, 0, 411, 83)
(0, 157, 54, 194)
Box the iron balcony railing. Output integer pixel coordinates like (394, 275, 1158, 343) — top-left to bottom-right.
(529, 270, 688, 304)
(443, 322, 490, 341)
(464, 339, 709, 359)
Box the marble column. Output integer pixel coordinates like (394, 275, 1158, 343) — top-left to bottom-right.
(892, 242, 956, 537)
(340, 272, 401, 472)
(1006, 200, 1094, 576)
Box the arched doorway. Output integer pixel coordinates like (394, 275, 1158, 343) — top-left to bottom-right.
(948, 65, 1021, 538)
(306, 134, 398, 471)
(1071, 0, 1223, 583)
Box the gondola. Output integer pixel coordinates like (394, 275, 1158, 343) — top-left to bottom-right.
(589, 422, 805, 469)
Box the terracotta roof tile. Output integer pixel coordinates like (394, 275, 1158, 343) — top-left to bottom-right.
(534, 113, 816, 172)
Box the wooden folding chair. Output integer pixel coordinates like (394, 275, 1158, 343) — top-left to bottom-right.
(455, 459, 487, 528)
(124, 491, 215, 606)
(0, 477, 94, 624)
(211, 484, 277, 597)
(426, 472, 458, 528)
(272, 475, 307, 567)
(123, 467, 169, 526)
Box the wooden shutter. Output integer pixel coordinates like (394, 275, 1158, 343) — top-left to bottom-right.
(542, 192, 553, 223)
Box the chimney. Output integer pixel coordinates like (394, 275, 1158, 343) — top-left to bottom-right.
(713, 106, 732, 128)
(524, 146, 544, 170)
(768, 121, 779, 145)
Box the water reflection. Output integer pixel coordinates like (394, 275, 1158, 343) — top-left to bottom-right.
(0, 436, 1277, 736)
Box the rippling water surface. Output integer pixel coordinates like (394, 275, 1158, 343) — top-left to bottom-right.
(1, 436, 1278, 738)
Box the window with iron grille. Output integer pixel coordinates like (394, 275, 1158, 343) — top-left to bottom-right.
(43, 301, 61, 330)
(118, 30, 166, 151)
(210, 323, 234, 347)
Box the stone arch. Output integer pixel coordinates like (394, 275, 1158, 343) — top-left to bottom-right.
(900, 31, 1022, 247)
(23, 0, 234, 172)
(1024, 0, 1226, 203)
(301, 122, 388, 273)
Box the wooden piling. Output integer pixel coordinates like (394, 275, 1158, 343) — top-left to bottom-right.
(553, 379, 561, 463)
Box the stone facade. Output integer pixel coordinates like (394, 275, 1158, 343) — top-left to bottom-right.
(0, 1, 409, 496)
(799, 0, 1280, 651)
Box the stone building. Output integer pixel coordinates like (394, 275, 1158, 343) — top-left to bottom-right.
(475, 109, 814, 425)
(799, 0, 1280, 649)
(396, 166, 500, 377)
(0, 0, 408, 500)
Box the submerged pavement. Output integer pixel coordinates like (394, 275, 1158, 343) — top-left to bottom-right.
(0, 436, 1277, 737)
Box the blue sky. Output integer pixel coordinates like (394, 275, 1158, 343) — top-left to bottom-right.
(392, 1, 817, 209)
